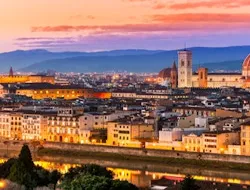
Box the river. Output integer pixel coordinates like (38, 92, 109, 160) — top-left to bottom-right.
(0, 151, 250, 189)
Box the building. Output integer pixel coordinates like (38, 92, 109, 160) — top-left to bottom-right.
(22, 112, 48, 140)
(46, 107, 83, 143)
(241, 122, 250, 156)
(202, 130, 240, 154)
(15, 83, 95, 100)
(178, 50, 192, 88)
(182, 133, 203, 152)
(107, 120, 154, 147)
(157, 62, 178, 88)
(159, 51, 250, 88)
(0, 67, 55, 84)
(0, 112, 11, 139)
(10, 112, 22, 140)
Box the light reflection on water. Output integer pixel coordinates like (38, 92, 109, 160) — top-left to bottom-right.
(0, 159, 250, 188)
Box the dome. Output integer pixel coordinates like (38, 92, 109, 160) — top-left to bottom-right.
(243, 54, 250, 68)
(158, 68, 171, 79)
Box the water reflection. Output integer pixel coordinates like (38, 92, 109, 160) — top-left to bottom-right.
(1, 158, 250, 188)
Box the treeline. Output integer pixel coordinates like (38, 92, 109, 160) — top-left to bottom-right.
(0, 144, 138, 190)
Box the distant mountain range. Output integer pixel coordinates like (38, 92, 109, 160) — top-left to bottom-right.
(1, 46, 250, 73)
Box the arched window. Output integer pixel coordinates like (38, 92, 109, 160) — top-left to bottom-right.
(209, 78, 213, 82)
(222, 78, 225, 82)
(181, 60, 185, 67)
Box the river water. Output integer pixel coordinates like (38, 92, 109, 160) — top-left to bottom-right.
(1, 152, 250, 189)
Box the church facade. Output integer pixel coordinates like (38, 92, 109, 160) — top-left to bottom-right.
(158, 50, 250, 88)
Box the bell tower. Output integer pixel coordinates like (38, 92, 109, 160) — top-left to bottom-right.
(178, 50, 192, 88)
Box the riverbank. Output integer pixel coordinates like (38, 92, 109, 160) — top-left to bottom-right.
(37, 147, 250, 173)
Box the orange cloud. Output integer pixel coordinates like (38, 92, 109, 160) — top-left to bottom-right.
(169, 0, 250, 10)
(152, 13, 250, 23)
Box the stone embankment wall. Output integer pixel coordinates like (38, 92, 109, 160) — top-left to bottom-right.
(0, 141, 249, 164)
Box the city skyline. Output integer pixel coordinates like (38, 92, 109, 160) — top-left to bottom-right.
(1, 0, 250, 52)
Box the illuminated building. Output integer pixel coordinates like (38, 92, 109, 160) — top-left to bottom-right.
(182, 133, 203, 152)
(15, 83, 94, 100)
(159, 52, 250, 88)
(202, 130, 240, 154)
(9, 112, 22, 140)
(46, 108, 83, 143)
(107, 121, 154, 147)
(0, 113, 11, 139)
(22, 112, 48, 140)
(0, 67, 55, 84)
(241, 122, 250, 156)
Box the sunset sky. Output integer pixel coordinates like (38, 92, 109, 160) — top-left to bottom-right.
(1, 0, 250, 52)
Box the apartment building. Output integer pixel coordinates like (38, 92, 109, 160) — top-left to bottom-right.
(107, 120, 154, 147)
(182, 133, 203, 152)
(241, 122, 250, 156)
(202, 130, 240, 154)
(22, 112, 48, 140)
(0, 112, 11, 139)
(46, 108, 83, 143)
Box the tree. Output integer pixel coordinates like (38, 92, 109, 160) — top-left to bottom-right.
(63, 164, 113, 181)
(49, 170, 62, 190)
(18, 144, 34, 171)
(181, 174, 200, 190)
(111, 180, 138, 190)
(7, 160, 35, 190)
(0, 158, 17, 178)
(61, 174, 112, 190)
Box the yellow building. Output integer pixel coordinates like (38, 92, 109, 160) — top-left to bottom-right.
(9, 112, 22, 140)
(22, 113, 48, 140)
(202, 130, 240, 154)
(0, 112, 11, 139)
(107, 121, 154, 147)
(0, 67, 54, 84)
(16, 84, 94, 100)
(241, 122, 250, 156)
(46, 108, 83, 143)
(182, 133, 203, 152)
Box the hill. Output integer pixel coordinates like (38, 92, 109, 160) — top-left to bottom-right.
(20, 46, 250, 73)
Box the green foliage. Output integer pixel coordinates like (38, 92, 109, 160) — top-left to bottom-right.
(64, 164, 113, 181)
(49, 170, 62, 190)
(0, 158, 17, 178)
(110, 180, 138, 190)
(8, 160, 35, 190)
(18, 144, 34, 171)
(1, 144, 62, 190)
(181, 174, 200, 190)
(62, 174, 112, 190)
(61, 164, 138, 190)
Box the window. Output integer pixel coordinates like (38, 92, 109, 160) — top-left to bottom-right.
(181, 60, 185, 67)
(222, 78, 225, 82)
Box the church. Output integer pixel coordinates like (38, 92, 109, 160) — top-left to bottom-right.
(158, 50, 250, 88)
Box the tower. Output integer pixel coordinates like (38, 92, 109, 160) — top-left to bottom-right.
(178, 50, 192, 88)
(9, 67, 14, 77)
(171, 61, 178, 88)
(198, 67, 208, 88)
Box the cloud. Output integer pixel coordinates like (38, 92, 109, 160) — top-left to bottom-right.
(31, 13, 250, 35)
(152, 13, 250, 23)
(169, 0, 250, 10)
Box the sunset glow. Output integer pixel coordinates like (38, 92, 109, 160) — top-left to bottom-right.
(1, 0, 250, 52)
